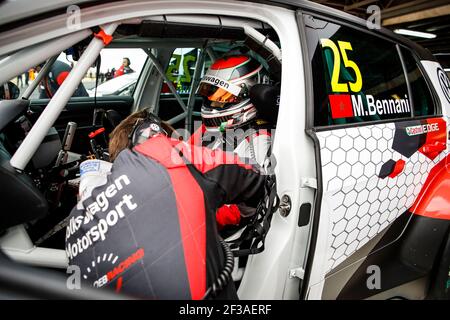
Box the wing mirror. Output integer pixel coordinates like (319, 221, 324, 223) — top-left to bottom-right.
(0, 81, 20, 100)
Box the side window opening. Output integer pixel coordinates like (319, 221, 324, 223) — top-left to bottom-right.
(400, 48, 437, 117)
(305, 15, 411, 127)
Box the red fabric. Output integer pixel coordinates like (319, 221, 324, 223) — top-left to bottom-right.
(192, 146, 254, 174)
(329, 94, 353, 119)
(211, 56, 248, 70)
(114, 65, 124, 78)
(166, 165, 206, 299)
(136, 135, 253, 173)
(115, 277, 123, 293)
(56, 71, 69, 86)
(188, 124, 206, 147)
(216, 205, 241, 230)
(135, 136, 208, 299)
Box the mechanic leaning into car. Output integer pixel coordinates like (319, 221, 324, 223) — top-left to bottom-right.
(191, 53, 279, 230)
(65, 108, 269, 300)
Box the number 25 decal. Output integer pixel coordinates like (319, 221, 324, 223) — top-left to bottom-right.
(320, 39, 362, 93)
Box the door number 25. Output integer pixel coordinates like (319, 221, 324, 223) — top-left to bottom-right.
(320, 39, 362, 93)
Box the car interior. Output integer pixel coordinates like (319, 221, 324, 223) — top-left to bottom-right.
(0, 14, 282, 298)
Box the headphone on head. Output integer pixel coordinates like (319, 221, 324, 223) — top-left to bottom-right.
(128, 110, 167, 148)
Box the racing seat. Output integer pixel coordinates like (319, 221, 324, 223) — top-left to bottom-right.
(249, 84, 280, 127)
(103, 109, 123, 129)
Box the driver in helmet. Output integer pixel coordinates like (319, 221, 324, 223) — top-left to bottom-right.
(193, 54, 277, 230)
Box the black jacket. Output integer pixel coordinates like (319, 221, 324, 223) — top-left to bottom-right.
(65, 135, 266, 299)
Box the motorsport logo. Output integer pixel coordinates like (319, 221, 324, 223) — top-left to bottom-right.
(93, 248, 145, 289)
(405, 123, 439, 136)
(329, 94, 411, 119)
(65, 174, 138, 260)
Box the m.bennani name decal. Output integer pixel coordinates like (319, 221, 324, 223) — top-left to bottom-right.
(329, 93, 411, 119)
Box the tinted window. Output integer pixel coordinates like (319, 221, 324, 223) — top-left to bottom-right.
(304, 15, 411, 126)
(400, 48, 436, 117)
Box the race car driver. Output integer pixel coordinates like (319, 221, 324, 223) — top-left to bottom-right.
(193, 54, 278, 229)
(65, 109, 268, 300)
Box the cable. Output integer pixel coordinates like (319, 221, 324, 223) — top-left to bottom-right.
(202, 237, 235, 299)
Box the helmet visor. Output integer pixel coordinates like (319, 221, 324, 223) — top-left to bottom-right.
(197, 76, 243, 105)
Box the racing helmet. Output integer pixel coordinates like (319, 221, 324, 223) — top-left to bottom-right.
(198, 55, 265, 131)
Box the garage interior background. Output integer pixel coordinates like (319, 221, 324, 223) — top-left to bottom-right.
(310, 0, 450, 76)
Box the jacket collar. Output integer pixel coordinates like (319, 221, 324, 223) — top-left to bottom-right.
(134, 134, 187, 169)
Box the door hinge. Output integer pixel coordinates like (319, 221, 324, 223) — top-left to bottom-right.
(300, 177, 317, 189)
(289, 267, 305, 279)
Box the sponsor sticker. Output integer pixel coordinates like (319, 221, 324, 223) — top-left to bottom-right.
(200, 75, 242, 96)
(80, 160, 100, 176)
(91, 248, 144, 288)
(406, 123, 439, 136)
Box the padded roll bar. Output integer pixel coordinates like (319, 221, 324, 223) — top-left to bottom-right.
(10, 23, 118, 171)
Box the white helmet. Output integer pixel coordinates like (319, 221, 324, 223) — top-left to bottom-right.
(198, 55, 265, 132)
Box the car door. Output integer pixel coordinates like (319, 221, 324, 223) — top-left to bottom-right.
(301, 13, 448, 299)
(27, 48, 147, 154)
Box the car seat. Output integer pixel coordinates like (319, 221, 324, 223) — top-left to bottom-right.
(249, 84, 280, 127)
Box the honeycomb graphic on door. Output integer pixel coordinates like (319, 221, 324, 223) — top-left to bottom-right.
(317, 122, 447, 273)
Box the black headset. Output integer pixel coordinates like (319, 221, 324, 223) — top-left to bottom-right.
(128, 110, 167, 149)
